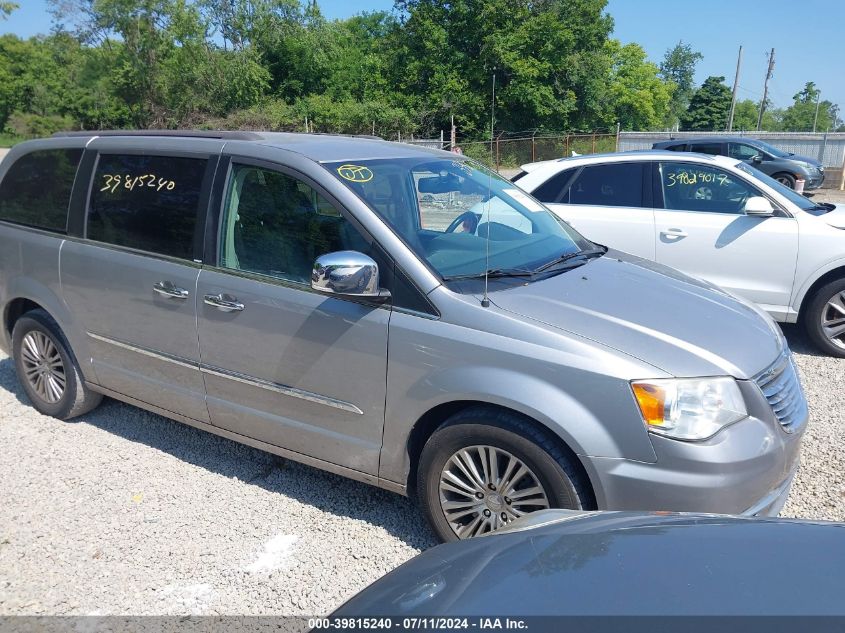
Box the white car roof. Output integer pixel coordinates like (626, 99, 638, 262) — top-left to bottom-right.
(520, 151, 741, 174)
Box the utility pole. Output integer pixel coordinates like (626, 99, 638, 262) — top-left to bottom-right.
(450, 114, 456, 150)
(727, 45, 743, 132)
(813, 91, 821, 133)
(756, 48, 775, 131)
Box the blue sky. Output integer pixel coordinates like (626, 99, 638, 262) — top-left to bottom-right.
(2, 0, 842, 114)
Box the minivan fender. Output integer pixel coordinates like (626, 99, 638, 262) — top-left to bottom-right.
(2, 273, 97, 383)
(379, 365, 658, 490)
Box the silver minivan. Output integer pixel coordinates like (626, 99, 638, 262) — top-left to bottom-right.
(0, 132, 807, 542)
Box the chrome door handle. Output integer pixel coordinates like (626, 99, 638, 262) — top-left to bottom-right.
(153, 281, 189, 299)
(204, 293, 244, 312)
(661, 228, 688, 238)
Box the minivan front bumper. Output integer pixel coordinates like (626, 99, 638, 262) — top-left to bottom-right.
(583, 411, 805, 518)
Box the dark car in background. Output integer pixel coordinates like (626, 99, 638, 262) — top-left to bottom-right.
(333, 510, 845, 621)
(653, 136, 825, 190)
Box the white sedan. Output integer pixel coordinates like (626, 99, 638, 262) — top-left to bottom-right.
(515, 151, 845, 356)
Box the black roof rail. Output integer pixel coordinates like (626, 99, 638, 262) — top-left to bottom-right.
(52, 130, 264, 140)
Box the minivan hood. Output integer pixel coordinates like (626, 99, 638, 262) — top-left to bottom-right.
(491, 251, 782, 379)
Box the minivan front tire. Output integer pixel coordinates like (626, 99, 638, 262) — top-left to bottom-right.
(417, 407, 592, 542)
(11, 309, 102, 419)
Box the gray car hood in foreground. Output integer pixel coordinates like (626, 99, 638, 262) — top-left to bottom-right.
(491, 251, 782, 379)
(335, 511, 845, 617)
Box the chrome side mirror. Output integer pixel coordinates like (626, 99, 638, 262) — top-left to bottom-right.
(311, 251, 389, 301)
(744, 196, 775, 217)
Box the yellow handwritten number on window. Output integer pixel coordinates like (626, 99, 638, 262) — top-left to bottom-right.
(100, 174, 176, 193)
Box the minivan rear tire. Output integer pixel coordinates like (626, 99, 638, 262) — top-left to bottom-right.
(803, 278, 845, 358)
(11, 309, 102, 419)
(417, 407, 592, 542)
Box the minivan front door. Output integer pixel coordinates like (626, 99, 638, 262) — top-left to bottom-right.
(653, 161, 799, 316)
(61, 150, 215, 422)
(195, 160, 389, 475)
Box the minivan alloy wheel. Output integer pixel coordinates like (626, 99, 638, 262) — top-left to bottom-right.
(20, 330, 66, 404)
(439, 445, 550, 539)
(821, 290, 845, 350)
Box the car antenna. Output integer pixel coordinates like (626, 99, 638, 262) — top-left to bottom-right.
(481, 70, 496, 308)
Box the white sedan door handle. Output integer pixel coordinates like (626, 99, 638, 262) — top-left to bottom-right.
(661, 228, 688, 239)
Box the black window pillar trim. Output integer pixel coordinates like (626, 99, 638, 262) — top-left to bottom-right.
(66, 148, 98, 239)
(202, 154, 231, 265)
(193, 155, 221, 263)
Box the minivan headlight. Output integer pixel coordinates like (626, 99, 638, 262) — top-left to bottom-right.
(631, 378, 748, 441)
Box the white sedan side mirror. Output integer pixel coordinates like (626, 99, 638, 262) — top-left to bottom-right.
(744, 196, 775, 217)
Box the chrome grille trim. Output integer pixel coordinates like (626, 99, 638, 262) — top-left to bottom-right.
(753, 352, 808, 433)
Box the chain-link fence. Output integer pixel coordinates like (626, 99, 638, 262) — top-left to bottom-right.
(407, 131, 618, 172)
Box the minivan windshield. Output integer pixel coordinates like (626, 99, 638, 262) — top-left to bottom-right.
(325, 157, 597, 280)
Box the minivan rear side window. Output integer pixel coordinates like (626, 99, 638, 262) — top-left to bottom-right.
(87, 154, 207, 259)
(0, 148, 83, 232)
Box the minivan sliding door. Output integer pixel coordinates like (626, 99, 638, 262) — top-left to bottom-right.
(60, 148, 217, 422)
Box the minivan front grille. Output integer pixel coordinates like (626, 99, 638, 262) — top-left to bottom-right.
(754, 353, 808, 433)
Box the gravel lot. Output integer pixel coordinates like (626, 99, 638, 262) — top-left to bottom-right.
(0, 324, 843, 616)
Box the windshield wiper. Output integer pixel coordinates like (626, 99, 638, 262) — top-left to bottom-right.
(534, 246, 606, 273)
(443, 268, 535, 281)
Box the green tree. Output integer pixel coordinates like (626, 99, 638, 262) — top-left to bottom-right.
(659, 41, 703, 129)
(603, 40, 673, 130)
(781, 82, 839, 132)
(390, 0, 614, 135)
(0, 2, 17, 19)
(681, 75, 731, 131)
(731, 98, 784, 131)
(731, 99, 758, 131)
(49, 0, 269, 127)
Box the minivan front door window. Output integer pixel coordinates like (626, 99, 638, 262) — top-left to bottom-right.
(219, 165, 371, 284)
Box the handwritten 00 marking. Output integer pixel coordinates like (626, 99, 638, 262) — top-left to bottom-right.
(100, 174, 176, 194)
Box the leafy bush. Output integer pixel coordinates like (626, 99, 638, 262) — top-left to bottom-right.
(5, 112, 75, 138)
